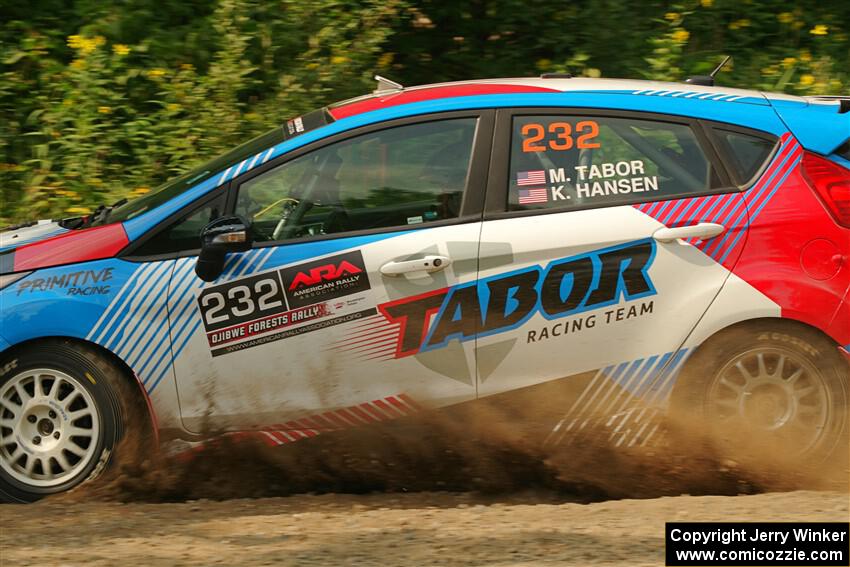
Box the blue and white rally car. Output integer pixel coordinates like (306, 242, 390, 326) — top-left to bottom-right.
(1, 76, 849, 501)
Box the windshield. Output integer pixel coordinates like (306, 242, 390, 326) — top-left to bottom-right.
(97, 126, 286, 226)
(94, 108, 335, 227)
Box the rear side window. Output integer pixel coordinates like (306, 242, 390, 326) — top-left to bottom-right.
(713, 129, 777, 185)
(508, 115, 723, 211)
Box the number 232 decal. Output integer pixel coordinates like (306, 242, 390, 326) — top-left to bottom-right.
(521, 120, 600, 153)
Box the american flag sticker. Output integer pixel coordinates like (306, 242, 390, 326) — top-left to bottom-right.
(517, 170, 546, 186)
(518, 188, 549, 205)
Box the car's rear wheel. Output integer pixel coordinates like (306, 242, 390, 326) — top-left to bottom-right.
(0, 340, 136, 502)
(671, 323, 849, 480)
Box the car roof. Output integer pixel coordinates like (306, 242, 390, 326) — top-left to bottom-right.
(328, 77, 807, 120)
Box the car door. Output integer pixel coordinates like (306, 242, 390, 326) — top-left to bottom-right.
(167, 111, 493, 433)
(474, 109, 750, 427)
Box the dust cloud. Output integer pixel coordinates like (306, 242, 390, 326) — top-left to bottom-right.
(64, 385, 848, 503)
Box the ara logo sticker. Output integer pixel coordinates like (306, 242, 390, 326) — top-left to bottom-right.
(279, 250, 370, 308)
(288, 260, 363, 291)
(378, 239, 656, 358)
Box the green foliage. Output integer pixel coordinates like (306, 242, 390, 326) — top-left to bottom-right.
(1, 0, 848, 225)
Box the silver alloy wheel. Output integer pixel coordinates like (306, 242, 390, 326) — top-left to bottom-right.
(706, 347, 829, 455)
(0, 369, 101, 488)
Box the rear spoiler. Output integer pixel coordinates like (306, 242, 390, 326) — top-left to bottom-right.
(805, 96, 850, 114)
(775, 97, 850, 155)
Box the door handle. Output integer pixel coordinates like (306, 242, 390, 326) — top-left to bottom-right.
(380, 255, 452, 276)
(652, 222, 726, 243)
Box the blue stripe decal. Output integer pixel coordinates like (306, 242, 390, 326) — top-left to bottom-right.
(709, 141, 800, 261)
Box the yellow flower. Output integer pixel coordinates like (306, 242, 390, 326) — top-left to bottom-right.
(70, 59, 85, 69)
(133, 186, 150, 195)
(700, 0, 713, 6)
(66, 207, 91, 215)
(112, 44, 131, 56)
(665, 12, 680, 20)
(67, 34, 103, 53)
(535, 58, 552, 71)
(800, 50, 812, 62)
(180, 63, 195, 71)
(800, 74, 815, 86)
(777, 12, 794, 24)
(166, 103, 181, 112)
(729, 19, 751, 30)
(672, 29, 690, 43)
(810, 24, 828, 36)
(98, 106, 111, 114)
(330, 55, 348, 65)
(147, 68, 166, 79)
(781, 57, 797, 68)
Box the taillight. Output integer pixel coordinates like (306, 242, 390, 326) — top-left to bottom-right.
(801, 151, 850, 228)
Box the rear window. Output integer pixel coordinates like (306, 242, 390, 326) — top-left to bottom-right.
(712, 128, 777, 185)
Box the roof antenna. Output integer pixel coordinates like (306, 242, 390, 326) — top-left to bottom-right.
(374, 75, 403, 94)
(685, 55, 731, 87)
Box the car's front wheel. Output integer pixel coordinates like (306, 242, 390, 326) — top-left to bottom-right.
(671, 323, 849, 482)
(0, 340, 135, 502)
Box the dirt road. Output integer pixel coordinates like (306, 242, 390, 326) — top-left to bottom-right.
(1, 490, 847, 566)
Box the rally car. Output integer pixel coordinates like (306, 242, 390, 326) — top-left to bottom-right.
(1, 75, 849, 501)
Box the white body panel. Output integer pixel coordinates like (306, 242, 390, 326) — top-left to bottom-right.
(476, 205, 745, 396)
(169, 225, 482, 432)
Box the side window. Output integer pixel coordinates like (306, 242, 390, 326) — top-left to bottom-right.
(133, 198, 223, 256)
(713, 129, 777, 184)
(235, 118, 477, 242)
(508, 115, 723, 211)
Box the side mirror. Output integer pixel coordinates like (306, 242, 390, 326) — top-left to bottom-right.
(195, 216, 252, 282)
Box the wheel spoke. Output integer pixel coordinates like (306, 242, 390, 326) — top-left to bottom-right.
(36, 374, 51, 398)
(793, 385, 815, 399)
(756, 353, 768, 377)
(49, 378, 64, 401)
(719, 376, 744, 394)
(64, 442, 86, 458)
(62, 390, 82, 411)
(55, 452, 71, 472)
(0, 397, 20, 416)
(68, 409, 92, 421)
(734, 362, 754, 381)
(773, 355, 786, 379)
(13, 383, 31, 406)
(786, 368, 805, 385)
(67, 426, 94, 438)
(24, 455, 37, 475)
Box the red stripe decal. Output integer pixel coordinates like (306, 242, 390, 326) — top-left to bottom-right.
(397, 393, 423, 411)
(14, 223, 129, 272)
(330, 84, 559, 120)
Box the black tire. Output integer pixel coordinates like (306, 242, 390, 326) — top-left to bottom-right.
(671, 322, 850, 484)
(0, 339, 138, 502)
